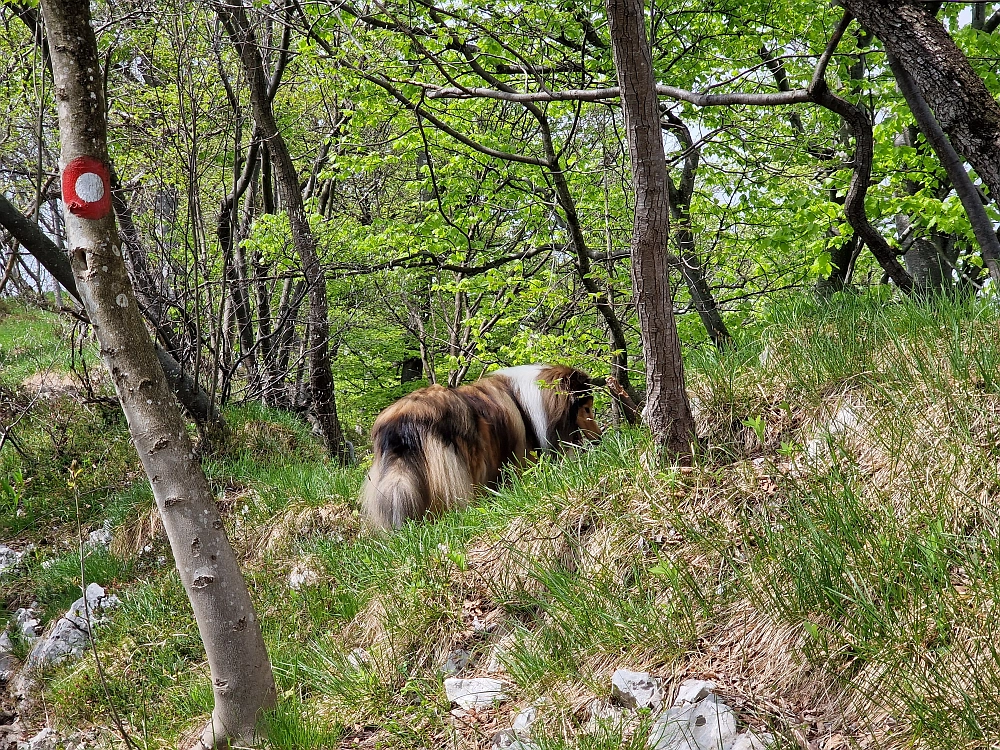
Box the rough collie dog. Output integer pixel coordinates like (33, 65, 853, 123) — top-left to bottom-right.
(361, 364, 601, 530)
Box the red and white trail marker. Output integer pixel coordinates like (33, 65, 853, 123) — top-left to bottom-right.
(62, 156, 112, 221)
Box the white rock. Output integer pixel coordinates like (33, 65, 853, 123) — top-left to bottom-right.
(673, 679, 716, 706)
(512, 704, 537, 735)
(346, 647, 370, 668)
(729, 730, 775, 750)
(0, 545, 21, 575)
(804, 438, 825, 458)
(583, 699, 626, 734)
(85, 520, 113, 550)
(648, 694, 738, 750)
(485, 633, 516, 673)
(758, 344, 773, 367)
(444, 677, 507, 709)
(0, 629, 15, 681)
(611, 668, 664, 710)
(442, 648, 471, 675)
(492, 731, 539, 750)
(22, 583, 118, 673)
(15, 608, 40, 641)
(69, 583, 119, 617)
(23, 727, 58, 750)
(828, 405, 859, 435)
(288, 564, 319, 590)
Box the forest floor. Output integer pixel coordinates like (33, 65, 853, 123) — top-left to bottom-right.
(2, 293, 1000, 749)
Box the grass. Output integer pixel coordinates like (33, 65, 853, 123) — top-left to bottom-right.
(4, 291, 1000, 748)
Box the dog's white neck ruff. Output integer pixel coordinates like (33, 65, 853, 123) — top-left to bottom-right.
(494, 364, 551, 450)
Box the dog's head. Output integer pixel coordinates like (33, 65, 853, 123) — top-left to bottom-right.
(539, 365, 603, 446)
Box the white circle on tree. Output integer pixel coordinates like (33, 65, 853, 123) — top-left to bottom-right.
(74, 172, 105, 203)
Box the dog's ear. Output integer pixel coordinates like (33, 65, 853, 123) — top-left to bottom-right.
(564, 368, 595, 400)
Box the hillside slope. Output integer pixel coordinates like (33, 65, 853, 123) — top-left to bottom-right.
(2, 294, 1000, 749)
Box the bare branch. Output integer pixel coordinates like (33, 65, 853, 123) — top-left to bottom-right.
(425, 82, 812, 106)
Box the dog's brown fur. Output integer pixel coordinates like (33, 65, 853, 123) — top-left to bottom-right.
(361, 364, 601, 530)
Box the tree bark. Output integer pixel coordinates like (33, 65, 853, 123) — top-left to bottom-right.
(606, 0, 695, 456)
(840, 0, 1000, 206)
(215, 0, 349, 462)
(38, 0, 275, 745)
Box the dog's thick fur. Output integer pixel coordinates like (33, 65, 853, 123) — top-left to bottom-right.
(361, 364, 601, 530)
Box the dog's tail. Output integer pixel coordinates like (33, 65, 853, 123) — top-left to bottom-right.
(361, 433, 476, 530)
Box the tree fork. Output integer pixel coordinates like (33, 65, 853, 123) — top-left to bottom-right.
(38, 0, 275, 745)
(840, 0, 1000, 204)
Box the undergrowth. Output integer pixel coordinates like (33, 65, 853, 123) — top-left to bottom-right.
(2, 292, 1000, 749)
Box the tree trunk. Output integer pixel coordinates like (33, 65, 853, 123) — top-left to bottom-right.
(606, 0, 695, 456)
(809, 78, 914, 292)
(887, 54, 1000, 286)
(217, 140, 262, 396)
(662, 112, 731, 349)
(841, 0, 1000, 205)
(39, 0, 275, 745)
(816, 235, 862, 295)
(215, 0, 349, 462)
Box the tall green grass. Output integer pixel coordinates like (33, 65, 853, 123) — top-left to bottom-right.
(9, 291, 1000, 749)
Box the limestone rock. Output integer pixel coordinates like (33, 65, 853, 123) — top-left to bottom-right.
(729, 730, 775, 750)
(85, 520, 113, 550)
(288, 564, 319, 590)
(491, 731, 538, 750)
(828, 405, 859, 435)
(15, 727, 97, 750)
(485, 633, 516, 673)
(512, 704, 537, 736)
(611, 668, 663, 710)
(20, 728, 57, 750)
(444, 677, 507, 709)
(0, 547, 21, 576)
(346, 648, 370, 668)
(673, 679, 716, 706)
(22, 584, 118, 673)
(0, 631, 15, 682)
(648, 694, 738, 750)
(14, 609, 39, 642)
(583, 699, 626, 734)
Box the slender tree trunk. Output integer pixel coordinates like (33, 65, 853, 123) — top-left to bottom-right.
(39, 1, 275, 745)
(661, 113, 731, 349)
(817, 234, 863, 295)
(605, 0, 694, 455)
(547, 163, 642, 415)
(215, 0, 349, 462)
(809, 77, 914, 292)
(217, 140, 261, 394)
(110, 168, 180, 347)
